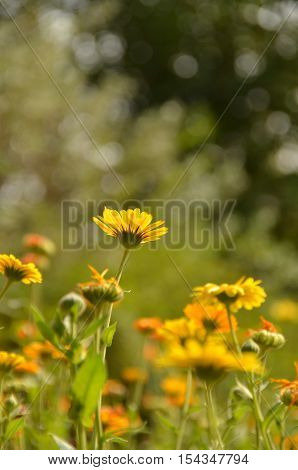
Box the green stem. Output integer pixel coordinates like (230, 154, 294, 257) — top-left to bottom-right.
(77, 422, 87, 450)
(227, 307, 241, 355)
(204, 382, 224, 450)
(175, 368, 192, 450)
(93, 305, 103, 449)
(95, 249, 130, 449)
(0, 279, 12, 302)
(250, 379, 272, 450)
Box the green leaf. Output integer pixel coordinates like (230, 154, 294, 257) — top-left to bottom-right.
(264, 402, 285, 431)
(72, 350, 106, 427)
(79, 316, 106, 341)
(50, 434, 75, 450)
(155, 412, 177, 431)
(102, 321, 117, 347)
(4, 417, 25, 440)
(105, 436, 128, 446)
(31, 306, 60, 349)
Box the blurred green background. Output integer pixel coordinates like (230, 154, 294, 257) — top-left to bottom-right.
(0, 0, 297, 377)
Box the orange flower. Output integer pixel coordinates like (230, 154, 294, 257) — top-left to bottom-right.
(102, 379, 126, 397)
(15, 361, 40, 374)
(121, 367, 148, 383)
(58, 396, 71, 413)
(23, 341, 64, 361)
(21, 253, 50, 270)
(184, 303, 237, 334)
(16, 321, 38, 341)
(22, 233, 56, 257)
(134, 317, 163, 334)
(283, 434, 298, 450)
(161, 375, 197, 407)
(101, 405, 131, 434)
(272, 362, 298, 406)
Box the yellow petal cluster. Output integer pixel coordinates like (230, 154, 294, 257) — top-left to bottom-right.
(193, 277, 266, 312)
(157, 339, 263, 381)
(93, 208, 168, 248)
(0, 254, 42, 284)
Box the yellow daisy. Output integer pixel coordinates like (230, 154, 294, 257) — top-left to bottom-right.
(0, 254, 42, 284)
(157, 317, 201, 342)
(0, 351, 25, 373)
(193, 277, 266, 312)
(157, 338, 263, 381)
(93, 207, 168, 248)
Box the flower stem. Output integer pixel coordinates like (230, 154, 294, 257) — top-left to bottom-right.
(95, 248, 130, 449)
(93, 305, 104, 449)
(0, 279, 12, 302)
(176, 368, 192, 450)
(250, 378, 272, 450)
(204, 382, 224, 450)
(227, 307, 241, 355)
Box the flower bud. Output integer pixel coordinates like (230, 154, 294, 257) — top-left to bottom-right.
(252, 330, 285, 349)
(241, 339, 260, 355)
(280, 389, 297, 406)
(5, 394, 18, 412)
(80, 281, 123, 305)
(59, 292, 86, 317)
(231, 384, 253, 401)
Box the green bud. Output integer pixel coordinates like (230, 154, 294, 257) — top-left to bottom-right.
(59, 292, 86, 317)
(80, 282, 123, 305)
(252, 330, 285, 349)
(241, 339, 260, 355)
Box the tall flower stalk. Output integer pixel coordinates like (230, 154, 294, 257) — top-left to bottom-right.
(94, 249, 130, 449)
(175, 368, 192, 450)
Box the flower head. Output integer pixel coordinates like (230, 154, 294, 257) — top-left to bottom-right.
(79, 265, 123, 305)
(184, 303, 237, 334)
(121, 367, 148, 383)
(272, 362, 298, 406)
(0, 254, 42, 284)
(23, 233, 56, 257)
(250, 316, 285, 349)
(270, 299, 298, 323)
(93, 208, 168, 248)
(157, 338, 263, 382)
(157, 317, 200, 342)
(15, 360, 40, 375)
(102, 379, 126, 398)
(193, 277, 266, 312)
(0, 351, 25, 373)
(161, 375, 196, 407)
(100, 405, 131, 434)
(23, 341, 64, 361)
(133, 317, 163, 335)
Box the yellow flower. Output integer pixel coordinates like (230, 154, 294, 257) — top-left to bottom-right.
(161, 375, 197, 407)
(93, 207, 168, 248)
(157, 339, 263, 382)
(0, 351, 25, 373)
(193, 277, 266, 312)
(184, 303, 238, 333)
(0, 254, 42, 284)
(270, 299, 298, 323)
(157, 317, 201, 342)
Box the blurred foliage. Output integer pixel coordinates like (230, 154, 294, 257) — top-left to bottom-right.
(0, 0, 297, 381)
